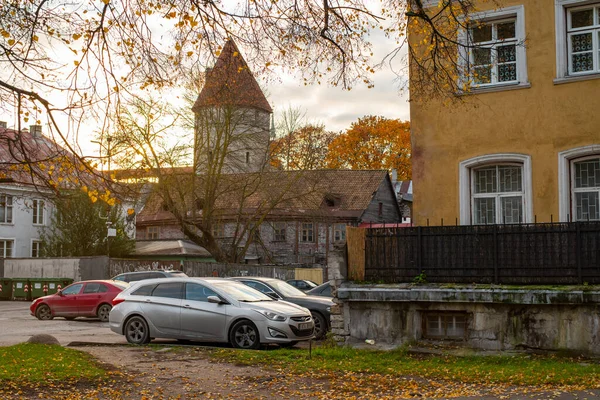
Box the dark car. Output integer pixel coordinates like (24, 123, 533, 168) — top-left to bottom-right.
(30, 280, 129, 322)
(111, 270, 188, 283)
(306, 280, 332, 297)
(286, 279, 318, 292)
(230, 277, 334, 339)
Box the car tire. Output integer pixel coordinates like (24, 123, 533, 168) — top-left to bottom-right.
(96, 304, 112, 322)
(311, 312, 327, 340)
(35, 304, 53, 321)
(65, 317, 76, 321)
(229, 319, 260, 350)
(124, 316, 151, 345)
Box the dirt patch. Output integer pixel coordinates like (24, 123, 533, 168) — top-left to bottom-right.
(79, 344, 322, 399)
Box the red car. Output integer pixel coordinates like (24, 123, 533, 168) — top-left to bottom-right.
(30, 280, 129, 322)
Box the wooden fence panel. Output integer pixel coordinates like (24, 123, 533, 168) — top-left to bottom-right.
(294, 268, 324, 284)
(347, 227, 366, 281)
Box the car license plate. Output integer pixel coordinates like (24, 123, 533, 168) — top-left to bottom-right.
(298, 322, 311, 330)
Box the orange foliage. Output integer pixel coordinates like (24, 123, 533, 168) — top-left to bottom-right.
(270, 124, 335, 170)
(325, 116, 411, 179)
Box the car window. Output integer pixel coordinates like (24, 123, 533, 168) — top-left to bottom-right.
(148, 272, 164, 279)
(242, 280, 272, 294)
(128, 273, 150, 282)
(320, 285, 331, 296)
(113, 275, 126, 282)
(185, 283, 218, 302)
(62, 283, 83, 295)
(213, 281, 272, 302)
(83, 283, 101, 294)
(151, 282, 184, 299)
(297, 281, 308, 289)
(132, 284, 157, 296)
(268, 280, 306, 297)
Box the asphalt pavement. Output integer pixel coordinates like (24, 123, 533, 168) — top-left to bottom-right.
(0, 300, 126, 346)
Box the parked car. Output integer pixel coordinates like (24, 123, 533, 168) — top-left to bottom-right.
(30, 280, 129, 322)
(109, 277, 315, 349)
(230, 277, 333, 339)
(286, 279, 318, 292)
(111, 270, 188, 283)
(306, 281, 332, 297)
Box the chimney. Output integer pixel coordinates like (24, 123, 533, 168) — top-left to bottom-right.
(30, 125, 42, 137)
(0, 121, 6, 129)
(391, 169, 398, 184)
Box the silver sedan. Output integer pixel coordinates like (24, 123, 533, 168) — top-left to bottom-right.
(109, 277, 315, 349)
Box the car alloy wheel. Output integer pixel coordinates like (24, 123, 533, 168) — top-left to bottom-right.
(124, 316, 151, 345)
(311, 312, 327, 340)
(230, 320, 260, 349)
(97, 304, 112, 322)
(35, 304, 53, 320)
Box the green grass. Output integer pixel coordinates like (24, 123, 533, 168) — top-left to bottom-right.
(0, 343, 108, 384)
(210, 345, 600, 386)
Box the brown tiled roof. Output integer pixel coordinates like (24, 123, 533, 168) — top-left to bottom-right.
(0, 127, 81, 188)
(137, 170, 390, 224)
(192, 40, 273, 113)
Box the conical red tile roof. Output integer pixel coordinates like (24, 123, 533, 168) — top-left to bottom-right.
(192, 40, 272, 113)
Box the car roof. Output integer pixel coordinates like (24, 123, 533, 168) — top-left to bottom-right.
(230, 276, 275, 282)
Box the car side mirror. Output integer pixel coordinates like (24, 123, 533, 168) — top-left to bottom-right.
(265, 292, 280, 300)
(207, 295, 223, 304)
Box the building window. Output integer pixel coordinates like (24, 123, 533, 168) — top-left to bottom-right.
(147, 226, 159, 240)
(31, 241, 42, 258)
(245, 151, 250, 164)
(333, 224, 346, 242)
(32, 199, 45, 225)
(423, 313, 467, 340)
(567, 4, 600, 75)
(572, 156, 600, 221)
(558, 145, 600, 221)
(0, 240, 13, 257)
(273, 222, 286, 242)
(212, 224, 225, 238)
(378, 202, 383, 217)
(301, 222, 314, 242)
(459, 154, 532, 225)
(460, 5, 527, 89)
(0, 194, 13, 224)
(472, 165, 524, 224)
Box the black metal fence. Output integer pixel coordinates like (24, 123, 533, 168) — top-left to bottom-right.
(365, 222, 600, 285)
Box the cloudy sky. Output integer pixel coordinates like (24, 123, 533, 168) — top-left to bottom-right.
(264, 32, 410, 133)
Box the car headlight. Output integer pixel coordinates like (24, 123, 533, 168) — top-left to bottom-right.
(326, 307, 331, 312)
(253, 309, 286, 322)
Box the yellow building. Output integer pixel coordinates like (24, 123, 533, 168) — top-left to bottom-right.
(410, 0, 600, 226)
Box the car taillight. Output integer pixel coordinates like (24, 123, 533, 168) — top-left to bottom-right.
(112, 298, 125, 306)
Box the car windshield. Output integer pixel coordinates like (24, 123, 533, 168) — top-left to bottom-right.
(111, 281, 129, 290)
(212, 281, 273, 302)
(268, 280, 306, 297)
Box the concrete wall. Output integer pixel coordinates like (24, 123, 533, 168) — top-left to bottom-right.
(3, 258, 83, 280)
(327, 245, 600, 355)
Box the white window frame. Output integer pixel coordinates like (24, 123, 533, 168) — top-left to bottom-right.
(333, 223, 346, 242)
(558, 144, 600, 221)
(31, 240, 42, 258)
(555, 0, 600, 81)
(458, 5, 529, 90)
(0, 239, 14, 257)
(32, 199, 45, 225)
(459, 154, 533, 225)
(300, 222, 314, 243)
(571, 155, 600, 220)
(0, 194, 13, 224)
(273, 222, 286, 242)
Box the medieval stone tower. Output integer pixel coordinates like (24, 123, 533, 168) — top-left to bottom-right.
(192, 40, 273, 174)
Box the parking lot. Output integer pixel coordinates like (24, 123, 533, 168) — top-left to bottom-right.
(0, 301, 125, 347)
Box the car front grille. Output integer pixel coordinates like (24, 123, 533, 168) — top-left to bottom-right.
(291, 316, 311, 322)
(290, 326, 314, 337)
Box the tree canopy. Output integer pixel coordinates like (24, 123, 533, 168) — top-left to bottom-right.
(40, 189, 134, 257)
(325, 116, 411, 178)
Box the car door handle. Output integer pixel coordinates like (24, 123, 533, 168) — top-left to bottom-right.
(183, 304, 190, 308)
(145, 299, 152, 302)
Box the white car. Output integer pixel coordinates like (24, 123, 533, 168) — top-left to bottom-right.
(109, 277, 315, 349)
